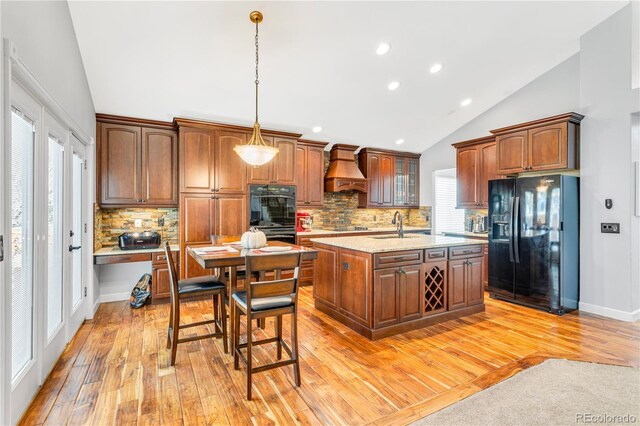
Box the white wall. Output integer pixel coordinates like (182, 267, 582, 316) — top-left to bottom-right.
(420, 54, 580, 206)
(578, 4, 640, 321)
(1, 1, 95, 136)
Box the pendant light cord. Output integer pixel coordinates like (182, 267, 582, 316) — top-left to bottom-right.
(255, 20, 259, 123)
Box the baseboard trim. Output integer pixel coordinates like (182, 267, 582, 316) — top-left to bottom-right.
(100, 292, 131, 303)
(579, 302, 640, 322)
(92, 297, 100, 317)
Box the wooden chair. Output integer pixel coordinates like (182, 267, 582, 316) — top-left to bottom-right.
(164, 242, 228, 365)
(232, 252, 303, 400)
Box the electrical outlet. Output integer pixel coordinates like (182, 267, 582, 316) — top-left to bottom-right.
(134, 219, 142, 228)
(158, 217, 165, 227)
(601, 223, 620, 234)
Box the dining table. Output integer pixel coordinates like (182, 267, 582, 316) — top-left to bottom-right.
(187, 236, 318, 351)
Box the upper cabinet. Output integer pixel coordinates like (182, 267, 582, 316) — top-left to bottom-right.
(453, 136, 497, 209)
(358, 149, 420, 208)
(296, 140, 328, 207)
(491, 112, 584, 175)
(97, 115, 177, 207)
(248, 137, 297, 185)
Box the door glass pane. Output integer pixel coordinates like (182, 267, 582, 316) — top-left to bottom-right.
(407, 159, 417, 204)
(47, 137, 64, 338)
(11, 109, 35, 379)
(72, 153, 83, 308)
(394, 158, 405, 204)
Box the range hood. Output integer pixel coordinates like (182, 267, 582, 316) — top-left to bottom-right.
(324, 144, 368, 193)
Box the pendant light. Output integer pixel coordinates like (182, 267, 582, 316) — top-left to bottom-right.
(234, 11, 279, 166)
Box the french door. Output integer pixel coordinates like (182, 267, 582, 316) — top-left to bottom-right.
(6, 79, 88, 424)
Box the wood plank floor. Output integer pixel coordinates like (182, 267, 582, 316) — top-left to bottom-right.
(20, 288, 640, 425)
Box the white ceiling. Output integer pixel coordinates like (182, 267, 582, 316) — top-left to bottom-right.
(68, 1, 627, 152)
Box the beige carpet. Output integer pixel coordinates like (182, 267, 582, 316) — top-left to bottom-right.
(412, 359, 640, 426)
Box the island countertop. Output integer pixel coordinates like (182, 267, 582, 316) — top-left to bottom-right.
(310, 234, 485, 253)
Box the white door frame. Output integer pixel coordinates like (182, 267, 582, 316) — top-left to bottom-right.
(2, 38, 94, 424)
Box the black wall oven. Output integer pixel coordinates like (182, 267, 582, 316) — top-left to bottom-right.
(249, 185, 296, 244)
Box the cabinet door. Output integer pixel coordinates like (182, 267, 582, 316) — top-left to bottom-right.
(380, 154, 394, 206)
(248, 136, 274, 184)
(180, 194, 215, 278)
(482, 244, 489, 290)
(456, 147, 479, 208)
(141, 128, 178, 206)
(272, 138, 296, 184)
(152, 266, 173, 299)
(306, 145, 325, 206)
(394, 157, 406, 206)
(367, 154, 382, 205)
(466, 257, 484, 306)
(179, 127, 215, 193)
(216, 131, 248, 193)
(100, 123, 141, 205)
(496, 131, 527, 174)
(478, 142, 497, 207)
(406, 158, 419, 207)
(214, 194, 247, 236)
(399, 265, 423, 323)
(448, 259, 467, 310)
(527, 123, 567, 171)
(374, 268, 399, 328)
(423, 260, 448, 316)
(340, 251, 371, 326)
(313, 245, 339, 308)
(295, 145, 308, 205)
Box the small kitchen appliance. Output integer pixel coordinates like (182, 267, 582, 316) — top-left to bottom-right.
(296, 212, 313, 232)
(118, 231, 161, 251)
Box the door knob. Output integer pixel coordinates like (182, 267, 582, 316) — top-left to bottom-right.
(69, 245, 82, 252)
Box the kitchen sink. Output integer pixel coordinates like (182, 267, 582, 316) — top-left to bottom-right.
(370, 234, 422, 240)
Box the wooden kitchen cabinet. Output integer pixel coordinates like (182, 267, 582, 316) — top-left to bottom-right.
(374, 267, 400, 328)
(448, 255, 484, 310)
(491, 112, 584, 175)
(97, 115, 177, 207)
(313, 244, 340, 309)
(216, 131, 248, 193)
(359, 148, 421, 208)
(452, 135, 496, 209)
(398, 264, 423, 322)
(296, 140, 328, 207)
(151, 251, 179, 299)
(248, 137, 297, 185)
(423, 259, 448, 316)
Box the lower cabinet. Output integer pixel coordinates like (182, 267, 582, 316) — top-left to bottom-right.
(423, 260, 448, 316)
(313, 244, 339, 308)
(448, 256, 484, 310)
(373, 264, 422, 327)
(152, 251, 179, 300)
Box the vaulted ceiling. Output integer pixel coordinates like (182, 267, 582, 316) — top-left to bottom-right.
(69, 1, 626, 152)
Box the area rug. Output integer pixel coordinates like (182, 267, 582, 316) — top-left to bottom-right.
(412, 359, 640, 426)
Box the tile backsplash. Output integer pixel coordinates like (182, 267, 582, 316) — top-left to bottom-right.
(94, 205, 178, 250)
(464, 208, 488, 232)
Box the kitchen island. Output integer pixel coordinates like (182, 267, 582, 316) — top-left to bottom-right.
(311, 234, 486, 339)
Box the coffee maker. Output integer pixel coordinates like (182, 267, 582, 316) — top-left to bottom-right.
(296, 212, 313, 232)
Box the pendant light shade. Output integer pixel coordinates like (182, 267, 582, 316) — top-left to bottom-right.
(234, 11, 279, 167)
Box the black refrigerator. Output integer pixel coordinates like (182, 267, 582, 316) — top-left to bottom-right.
(488, 175, 579, 314)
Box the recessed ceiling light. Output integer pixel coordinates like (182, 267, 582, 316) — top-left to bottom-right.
(460, 98, 472, 107)
(376, 42, 391, 55)
(395, 139, 405, 145)
(312, 126, 322, 133)
(388, 81, 401, 91)
(430, 63, 443, 74)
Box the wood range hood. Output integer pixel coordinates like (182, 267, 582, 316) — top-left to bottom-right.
(324, 144, 368, 193)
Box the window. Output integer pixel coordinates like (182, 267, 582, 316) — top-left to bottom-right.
(433, 169, 464, 234)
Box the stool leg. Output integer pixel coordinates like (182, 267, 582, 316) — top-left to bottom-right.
(291, 311, 301, 387)
(212, 294, 220, 333)
(170, 302, 180, 366)
(167, 297, 174, 349)
(233, 304, 240, 370)
(246, 314, 253, 400)
(220, 292, 228, 354)
(276, 315, 283, 360)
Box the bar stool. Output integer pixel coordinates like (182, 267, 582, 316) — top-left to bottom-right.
(232, 252, 303, 400)
(164, 242, 228, 365)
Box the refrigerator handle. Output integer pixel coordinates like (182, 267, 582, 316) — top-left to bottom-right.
(508, 196, 515, 263)
(513, 196, 520, 264)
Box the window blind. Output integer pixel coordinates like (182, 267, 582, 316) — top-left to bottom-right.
(434, 173, 464, 234)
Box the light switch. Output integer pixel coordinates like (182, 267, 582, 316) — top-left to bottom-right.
(135, 219, 142, 228)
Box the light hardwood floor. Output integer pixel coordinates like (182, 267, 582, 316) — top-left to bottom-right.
(20, 288, 640, 425)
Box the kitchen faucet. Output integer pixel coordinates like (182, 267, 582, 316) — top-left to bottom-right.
(391, 211, 404, 238)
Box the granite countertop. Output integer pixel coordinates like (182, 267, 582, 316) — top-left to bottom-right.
(443, 231, 488, 240)
(299, 226, 431, 236)
(94, 245, 180, 256)
(310, 234, 485, 254)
